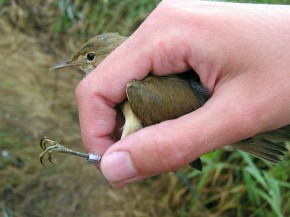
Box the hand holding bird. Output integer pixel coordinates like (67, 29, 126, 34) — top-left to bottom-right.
(41, 1, 290, 188)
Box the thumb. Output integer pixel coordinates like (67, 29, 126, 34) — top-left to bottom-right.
(100, 94, 252, 188)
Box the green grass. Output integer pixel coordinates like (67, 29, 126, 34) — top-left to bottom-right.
(53, 0, 159, 35)
(176, 150, 290, 217)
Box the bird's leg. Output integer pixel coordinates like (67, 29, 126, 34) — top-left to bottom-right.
(39, 137, 102, 166)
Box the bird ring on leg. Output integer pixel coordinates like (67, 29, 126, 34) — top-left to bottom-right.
(39, 137, 102, 165)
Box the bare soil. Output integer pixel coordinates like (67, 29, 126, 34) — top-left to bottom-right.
(0, 19, 188, 217)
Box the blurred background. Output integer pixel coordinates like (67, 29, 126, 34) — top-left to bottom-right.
(0, 0, 290, 216)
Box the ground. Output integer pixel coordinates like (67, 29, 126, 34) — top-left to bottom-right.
(0, 19, 186, 217)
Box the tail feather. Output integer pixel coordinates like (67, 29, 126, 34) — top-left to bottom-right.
(258, 125, 290, 142)
(232, 142, 282, 163)
(189, 158, 203, 171)
(232, 131, 289, 164)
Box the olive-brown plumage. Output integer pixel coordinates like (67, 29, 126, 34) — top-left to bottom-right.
(49, 33, 289, 170)
(127, 76, 202, 126)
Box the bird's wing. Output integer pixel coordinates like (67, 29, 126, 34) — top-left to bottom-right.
(126, 75, 205, 126)
(126, 75, 207, 171)
(231, 126, 289, 163)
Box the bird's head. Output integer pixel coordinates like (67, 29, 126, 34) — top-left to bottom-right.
(50, 33, 127, 74)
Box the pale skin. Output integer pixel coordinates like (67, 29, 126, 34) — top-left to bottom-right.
(75, 0, 290, 188)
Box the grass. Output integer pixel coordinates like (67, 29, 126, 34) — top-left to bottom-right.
(0, 0, 289, 216)
(183, 151, 290, 217)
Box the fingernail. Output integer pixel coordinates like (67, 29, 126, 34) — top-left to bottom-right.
(102, 151, 137, 182)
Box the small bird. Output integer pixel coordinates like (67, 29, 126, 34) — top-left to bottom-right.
(40, 33, 289, 170)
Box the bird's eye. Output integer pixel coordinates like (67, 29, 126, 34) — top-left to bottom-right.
(87, 53, 95, 61)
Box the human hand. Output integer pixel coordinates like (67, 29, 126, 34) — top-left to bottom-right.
(75, 0, 290, 188)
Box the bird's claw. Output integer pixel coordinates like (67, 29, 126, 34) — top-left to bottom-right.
(39, 137, 101, 166)
(39, 137, 68, 166)
(40, 136, 48, 150)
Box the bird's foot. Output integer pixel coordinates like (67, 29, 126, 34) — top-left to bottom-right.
(40, 137, 78, 165)
(39, 137, 102, 166)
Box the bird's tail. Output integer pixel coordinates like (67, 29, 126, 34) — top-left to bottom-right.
(232, 126, 289, 163)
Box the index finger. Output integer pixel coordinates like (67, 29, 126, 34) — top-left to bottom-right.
(75, 34, 152, 155)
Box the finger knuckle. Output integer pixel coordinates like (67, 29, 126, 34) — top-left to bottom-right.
(75, 78, 90, 100)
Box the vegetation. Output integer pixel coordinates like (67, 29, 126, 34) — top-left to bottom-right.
(0, 0, 289, 216)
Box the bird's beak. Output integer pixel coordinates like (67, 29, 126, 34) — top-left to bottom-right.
(49, 60, 79, 70)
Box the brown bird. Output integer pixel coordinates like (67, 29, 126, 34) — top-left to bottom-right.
(40, 33, 289, 170)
